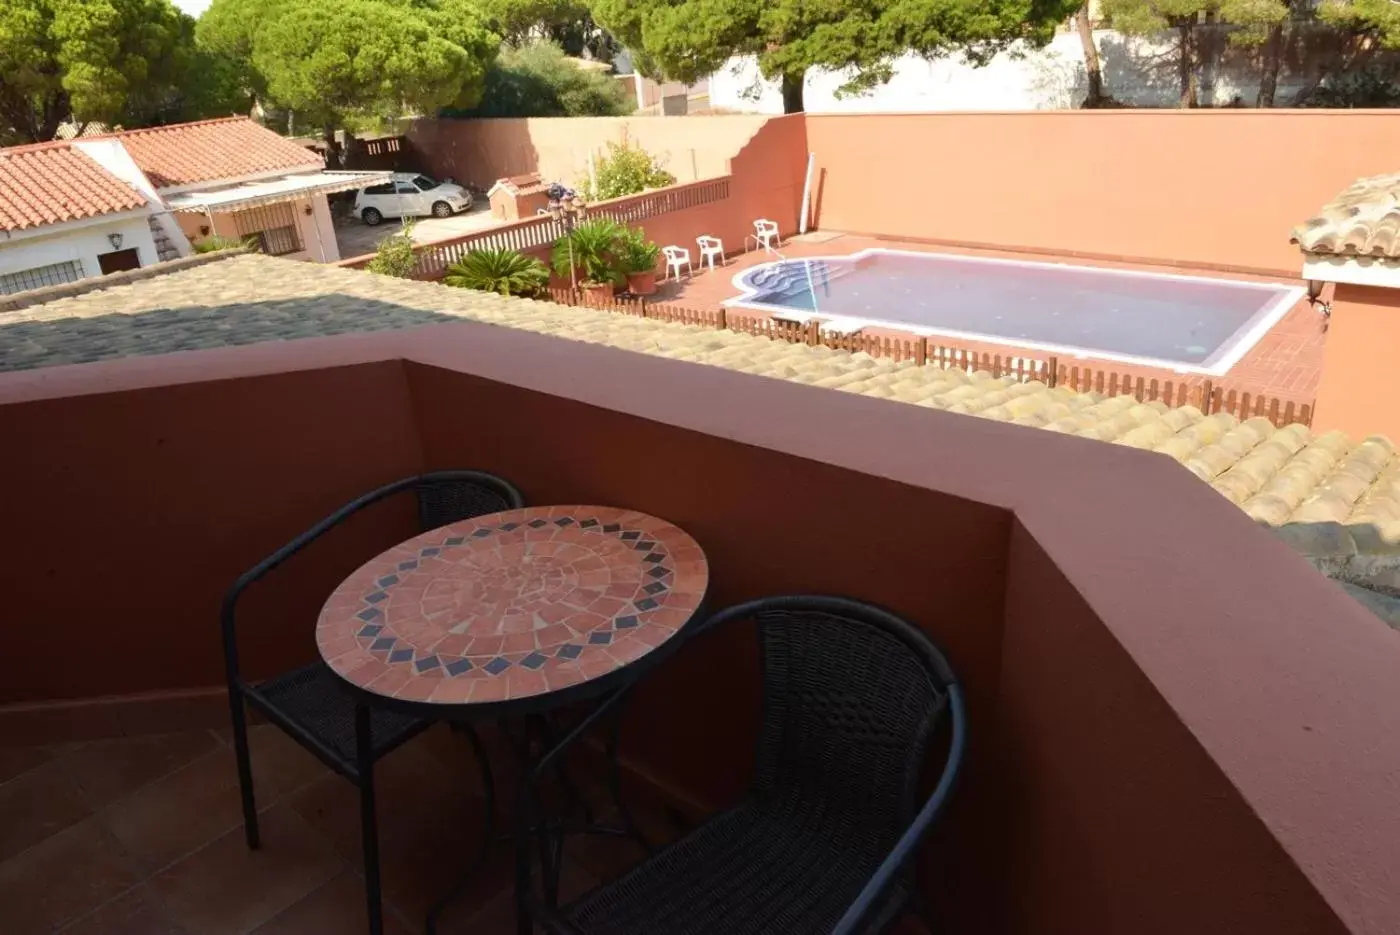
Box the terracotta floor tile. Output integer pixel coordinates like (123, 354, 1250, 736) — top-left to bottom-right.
(100, 746, 259, 873)
(287, 740, 482, 867)
(150, 804, 342, 935)
(0, 758, 93, 863)
(58, 884, 189, 935)
(61, 730, 220, 809)
(380, 829, 512, 925)
(214, 725, 330, 798)
(436, 859, 595, 935)
(0, 743, 65, 785)
(250, 869, 415, 935)
(0, 818, 141, 935)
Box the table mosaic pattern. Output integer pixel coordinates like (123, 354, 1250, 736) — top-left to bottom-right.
(316, 506, 708, 706)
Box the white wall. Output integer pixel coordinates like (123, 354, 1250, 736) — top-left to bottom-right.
(73, 138, 193, 258)
(296, 195, 340, 263)
(0, 214, 159, 290)
(709, 29, 1326, 113)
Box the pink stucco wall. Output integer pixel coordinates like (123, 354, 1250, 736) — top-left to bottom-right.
(805, 111, 1400, 276)
(1, 321, 1398, 932)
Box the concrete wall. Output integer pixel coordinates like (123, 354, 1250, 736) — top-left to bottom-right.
(1312, 283, 1400, 440)
(0, 213, 159, 292)
(709, 27, 1367, 113)
(406, 114, 772, 191)
(804, 110, 1400, 275)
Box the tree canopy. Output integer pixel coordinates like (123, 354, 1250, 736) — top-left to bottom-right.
(588, 0, 1083, 112)
(0, 0, 245, 144)
(445, 41, 633, 117)
(197, 0, 498, 142)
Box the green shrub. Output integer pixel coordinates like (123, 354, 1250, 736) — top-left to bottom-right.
(365, 224, 418, 277)
(551, 218, 625, 285)
(444, 41, 633, 118)
(444, 247, 551, 296)
(191, 235, 252, 254)
(617, 227, 660, 274)
(1304, 64, 1400, 108)
(582, 140, 676, 201)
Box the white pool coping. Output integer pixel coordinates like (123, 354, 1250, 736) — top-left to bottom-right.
(723, 248, 1308, 377)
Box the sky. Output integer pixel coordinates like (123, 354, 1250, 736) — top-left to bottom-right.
(173, 0, 211, 14)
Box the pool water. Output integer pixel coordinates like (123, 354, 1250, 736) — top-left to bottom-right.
(728, 250, 1305, 374)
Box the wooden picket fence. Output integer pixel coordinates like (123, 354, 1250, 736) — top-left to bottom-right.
(539, 290, 1315, 428)
(340, 176, 734, 280)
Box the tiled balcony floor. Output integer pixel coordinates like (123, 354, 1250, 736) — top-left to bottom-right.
(651, 232, 1327, 404)
(0, 724, 652, 935)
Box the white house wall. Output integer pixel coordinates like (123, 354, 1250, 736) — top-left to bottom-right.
(72, 138, 193, 259)
(297, 195, 340, 263)
(0, 215, 159, 288)
(708, 30, 1325, 113)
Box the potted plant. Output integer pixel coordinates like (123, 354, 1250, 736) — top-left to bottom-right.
(618, 228, 662, 295)
(552, 218, 624, 306)
(444, 247, 550, 297)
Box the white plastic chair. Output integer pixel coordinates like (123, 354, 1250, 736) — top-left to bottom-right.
(746, 219, 780, 253)
(696, 235, 724, 271)
(662, 245, 693, 282)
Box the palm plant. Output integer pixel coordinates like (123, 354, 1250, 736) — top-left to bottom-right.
(444, 247, 551, 297)
(618, 227, 661, 274)
(551, 218, 625, 286)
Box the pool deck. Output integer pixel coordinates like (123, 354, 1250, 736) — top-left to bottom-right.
(651, 232, 1325, 405)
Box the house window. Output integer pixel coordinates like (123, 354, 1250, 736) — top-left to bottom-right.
(0, 259, 85, 296)
(255, 225, 302, 256)
(230, 202, 304, 257)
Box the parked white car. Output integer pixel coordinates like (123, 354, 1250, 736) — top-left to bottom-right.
(354, 173, 472, 225)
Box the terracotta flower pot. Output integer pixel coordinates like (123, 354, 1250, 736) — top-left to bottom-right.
(627, 271, 658, 296)
(580, 282, 615, 307)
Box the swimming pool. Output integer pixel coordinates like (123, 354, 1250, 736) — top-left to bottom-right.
(725, 249, 1306, 375)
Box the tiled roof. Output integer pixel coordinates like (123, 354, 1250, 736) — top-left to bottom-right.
(491, 174, 549, 196)
(0, 143, 147, 232)
(113, 117, 324, 189)
(2, 253, 1398, 622)
(1292, 172, 1400, 259)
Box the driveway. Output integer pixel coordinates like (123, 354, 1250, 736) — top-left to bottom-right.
(335, 203, 503, 259)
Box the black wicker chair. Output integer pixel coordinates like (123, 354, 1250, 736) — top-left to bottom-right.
(529, 595, 967, 935)
(220, 471, 524, 935)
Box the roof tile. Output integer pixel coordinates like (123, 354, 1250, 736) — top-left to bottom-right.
(113, 117, 323, 189)
(0, 144, 147, 232)
(1292, 172, 1400, 258)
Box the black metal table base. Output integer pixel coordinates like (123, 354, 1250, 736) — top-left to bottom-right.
(425, 691, 647, 935)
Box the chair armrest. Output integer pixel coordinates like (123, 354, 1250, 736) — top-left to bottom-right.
(829, 685, 967, 935)
(218, 474, 433, 682)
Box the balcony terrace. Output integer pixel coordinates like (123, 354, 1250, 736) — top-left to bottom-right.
(1, 252, 1399, 935)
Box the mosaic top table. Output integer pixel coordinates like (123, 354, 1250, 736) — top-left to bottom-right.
(315, 504, 709, 714)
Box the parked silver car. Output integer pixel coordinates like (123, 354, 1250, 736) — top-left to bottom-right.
(353, 173, 472, 226)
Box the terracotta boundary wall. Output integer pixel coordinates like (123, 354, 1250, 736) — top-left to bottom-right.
(0, 323, 1397, 933)
(342, 115, 809, 281)
(406, 113, 773, 191)
(805, 110, 1400, 277)
(1312, 283, 1400, 439)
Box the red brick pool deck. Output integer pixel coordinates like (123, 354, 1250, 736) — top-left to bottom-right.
(648, 232, 1326, 405)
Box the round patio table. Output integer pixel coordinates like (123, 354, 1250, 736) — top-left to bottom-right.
(315, 504, 709, 933)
